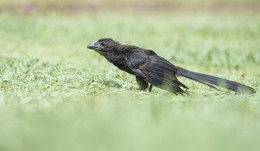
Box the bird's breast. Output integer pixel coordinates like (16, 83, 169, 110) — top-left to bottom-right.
(112, 60, 134, 74)
(106, 55, 134, 74)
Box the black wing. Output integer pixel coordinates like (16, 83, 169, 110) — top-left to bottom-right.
(127, 54, 188, 94)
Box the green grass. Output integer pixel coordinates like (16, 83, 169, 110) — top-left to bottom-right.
(0, 11, 260, 151)
(1, 0, 259, 4)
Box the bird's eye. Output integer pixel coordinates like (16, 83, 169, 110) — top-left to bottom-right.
(100, 42, 106, 46)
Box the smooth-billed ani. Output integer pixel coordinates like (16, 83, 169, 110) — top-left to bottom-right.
(87, 38, 255, 94)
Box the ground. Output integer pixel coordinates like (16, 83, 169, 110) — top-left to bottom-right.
(0, 1, 260, 151)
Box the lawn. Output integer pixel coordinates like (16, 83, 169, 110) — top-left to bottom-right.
(0, 2, 260, 151)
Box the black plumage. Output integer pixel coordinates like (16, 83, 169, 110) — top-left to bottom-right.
(87, 38, 255, 94)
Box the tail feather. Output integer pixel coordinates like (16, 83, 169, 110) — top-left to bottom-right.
(176, 66, 256, 94)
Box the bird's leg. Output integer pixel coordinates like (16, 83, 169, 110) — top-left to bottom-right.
(148, 85, 153, 92)
(135, 76, 148, 90)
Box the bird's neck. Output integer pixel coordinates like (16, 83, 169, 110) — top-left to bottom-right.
(104, 44, 138, 64)
(103, 45, 137, 74)
(104, 49, 123, 63)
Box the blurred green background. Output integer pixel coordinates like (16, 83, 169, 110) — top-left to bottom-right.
(0, 0, 260, 151)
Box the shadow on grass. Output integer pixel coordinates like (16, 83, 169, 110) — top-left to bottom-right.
(102, 80, 122, 89)
(102, 80, 139, 91)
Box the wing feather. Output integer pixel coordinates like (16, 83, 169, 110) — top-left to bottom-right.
(127, 55, 188, 93)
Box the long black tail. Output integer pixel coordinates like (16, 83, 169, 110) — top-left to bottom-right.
(176, 66, 256, 94)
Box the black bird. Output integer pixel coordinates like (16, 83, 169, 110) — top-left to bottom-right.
(87, 38, 256, 94)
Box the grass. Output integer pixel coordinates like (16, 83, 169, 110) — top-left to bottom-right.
(0, 9, 260, 151)
(1, 0, 259, 4)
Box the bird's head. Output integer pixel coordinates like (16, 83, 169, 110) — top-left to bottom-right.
(87, 38, 120, 55)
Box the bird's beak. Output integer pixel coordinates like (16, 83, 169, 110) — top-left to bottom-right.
(87, 40, 98, 49)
